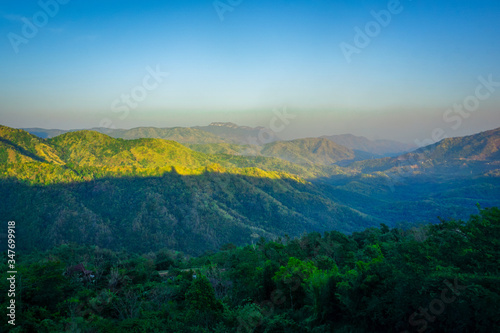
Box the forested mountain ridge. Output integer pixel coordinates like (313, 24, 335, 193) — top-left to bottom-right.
(193, 122, 280, 144)
(104, 127, 231, 144)
(412, 127, 500, 161)
(0, 125, 378, 255)
(0, 125, 64, 165)
(22, 123, 417, 163)
(22, 123, 272, 145)
(322, 133, 415, 156)
(351, 127, 500, 175)
(260, 138, 355, 165)
(24, 124, 414, 157)
(48, 130, 212, 169)
(22, 126, 232, 144)
(2, 127, 351, 184)
(1, 173, 379, 255)
(20, 127, 68, 139)
(185, 142, 251, 155)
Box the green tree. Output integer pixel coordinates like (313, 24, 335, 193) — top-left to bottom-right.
(184, 275, 223, 328)
(273, 257, 317, 310)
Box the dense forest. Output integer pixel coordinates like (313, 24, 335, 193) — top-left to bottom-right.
(1, 207, 499, 332)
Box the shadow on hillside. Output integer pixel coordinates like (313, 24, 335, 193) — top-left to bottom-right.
(2, 168, 498, 256)
(0, 170, 379, 256)
(0, 137, 47, 163)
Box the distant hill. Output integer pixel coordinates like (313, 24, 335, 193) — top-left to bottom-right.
(261, 138, 355, 165)
(22, 127, 69, 139)
(414, 127, 500, 161)
(350, 127, 500, 175)
(24, 124, 412, 156)
(185, 142, 250, 155)
(193, 122, 280, 145)
(47, 130, 216, 169)
(25, 123, 277, 145)
(0, 125, 64, 165)
(322, 133, 414, 156)
(100, 127, 229, 144)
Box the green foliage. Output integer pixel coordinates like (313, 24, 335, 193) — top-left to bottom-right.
(184, 275, 224, 328)
(2, 126, 351, 185)
(107, 126, 230, 144)
(2, 208, 499, 332)
(351, 127, 500, 176)
(185, 142, 250, 155)
(261, 137, 354, 165)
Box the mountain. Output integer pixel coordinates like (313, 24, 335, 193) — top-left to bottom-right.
(24, 124, 412, 156)
(0, 126, 377, 255)
(193, 122, 280, 145)
(351, 127, 500, 175)
(0, 125, 65, 165)
(260, 138, 355, 165)
(4, 129, 349, 185)
(1, 173, 380, 256)
(25, 123, 278, 145)
(99, 127, 229, 144)
(48, 130, 214, 169)
(317, 128, 500, 225)
(185, 142, 250, 155)
(22, 127, 69, 139)
(413, 127, 500, 161)
(322, 133, 415, 156)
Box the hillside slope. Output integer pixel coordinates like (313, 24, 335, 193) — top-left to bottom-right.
(102, 127, 229, 144)
(194, 122, 280, 144)
(0, 126, 377, 255)
(261, 138, 355, 165)
(351, 127, 500, 175)
(322, 133, 414, 156)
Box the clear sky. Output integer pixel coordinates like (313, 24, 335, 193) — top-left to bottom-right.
(0, 0, 499, 143)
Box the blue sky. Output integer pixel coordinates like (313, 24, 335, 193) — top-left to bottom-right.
(0, 0, 499, 143)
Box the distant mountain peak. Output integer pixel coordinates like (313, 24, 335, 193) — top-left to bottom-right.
(209, 122, 240, 128)
(207, 122, 263, 131)
(351, 126, 500, 175)
(196, 122, 276, 144)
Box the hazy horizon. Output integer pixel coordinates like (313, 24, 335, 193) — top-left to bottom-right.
(1, 0, 499, 145)
(11, 117, 500, 146)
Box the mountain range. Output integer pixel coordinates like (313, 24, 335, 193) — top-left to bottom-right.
(23, 122, 413, 157)
(3, 124, 499, 255)
(260, 138, 355, 165)
(321, 133, 415, 156)
(351, 127, 500, 175)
